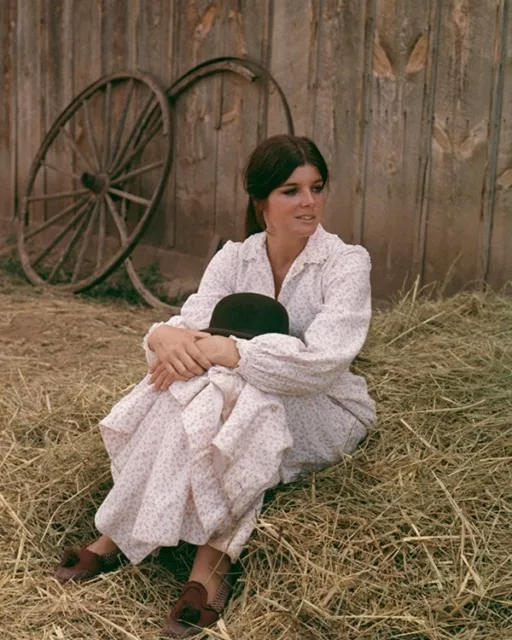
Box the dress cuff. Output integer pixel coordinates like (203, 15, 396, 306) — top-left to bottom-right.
(142, 322, 167, 367)
(230, 336, 250, 375)
(142, 316, 189, 366)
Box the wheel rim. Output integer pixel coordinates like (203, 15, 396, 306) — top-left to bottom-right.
(124, 57, 295, 311)
(17, 71, 173, 292)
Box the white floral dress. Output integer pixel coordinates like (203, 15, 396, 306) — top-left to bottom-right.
(94, 225, 377, 563)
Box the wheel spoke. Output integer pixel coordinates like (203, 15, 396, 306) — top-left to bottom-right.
(107, 79, 135, 172)
(102, 82, 112, 170)
(108, 187, 151, 207)
(109, 92, 158, 174)
(72, 200, 99, 283)
(27, 188, 89, 203)
(48, 203, 93, 282)
(25, 198, 90, 240)
(111, 160, 164, 184)
(96, 198, 106, 270)
(82, 99, 101, 171)
(31, 199, 92, 268)
(61, 126, 95, 172)
(42, 162, 82, 181)
(105, 193, 129, 242)
(113, 117, 163, 176)
(120, 196, 127, 221)
(19, 71, 173, 293)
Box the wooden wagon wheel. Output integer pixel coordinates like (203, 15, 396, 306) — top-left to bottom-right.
(125, 56, 295, 311)
(17, 71, 173, 292)
(167, 56, 295, 134)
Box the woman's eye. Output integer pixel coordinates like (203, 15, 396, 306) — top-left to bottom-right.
(283, 188, 297, 196)
(312, 185, 324, 193)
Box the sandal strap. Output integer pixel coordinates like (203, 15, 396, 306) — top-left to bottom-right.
(208, 576, 233, 614)
(98, 549, 127, 571)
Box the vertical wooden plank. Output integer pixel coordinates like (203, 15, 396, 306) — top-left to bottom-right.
(412, 0, 443, 291)
(16, 0, 44, 224)
(73, 0, 103, 91)
(102, 0, 139, 163)
(422, 0, 498, 295)
(267, 0, 317, 136)
(172, 0, 223, 257)
(136, 0, 175, 249)
(72, 0, 103, 181)
(488, 0, 512, 291)
(313, 0, 376, 247)
(362, 0, 438, 298)
(43, 0, 74, 223)
(213, 0, 269, 243)
(101, 0, 141, 242)
(102, 0, 138, 73)
(0, 0, 16, 234)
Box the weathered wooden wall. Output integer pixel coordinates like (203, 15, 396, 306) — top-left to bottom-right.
(0, 0, 511, 299)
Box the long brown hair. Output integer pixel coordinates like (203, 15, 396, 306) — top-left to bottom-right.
(244, 135, 329, 238)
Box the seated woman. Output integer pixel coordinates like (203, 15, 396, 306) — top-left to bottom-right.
(55, 134, 377, 637)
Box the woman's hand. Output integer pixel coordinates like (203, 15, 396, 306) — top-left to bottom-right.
(196, 335, 240, 368)
(148, 325, 213, 390)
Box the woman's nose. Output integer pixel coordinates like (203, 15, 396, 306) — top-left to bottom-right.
(301, 189, 315, 207)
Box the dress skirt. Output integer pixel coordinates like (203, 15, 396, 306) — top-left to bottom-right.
(94, 365, 368, 564)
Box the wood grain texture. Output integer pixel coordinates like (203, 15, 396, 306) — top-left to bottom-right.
(488, 0, 512, 291)
(16, 0, 44, 224)
(213, 0, 269, 243)
(1, 0, 511, 297)
(477, 0, 508, 285)
(363, 0, 435, 298)
(172, 0, 222, 257)
(412, 0, 442, 286)
(136, 0, 175, 248)
(312, 0, 372, 246)
(267, 0, 316, 136)
(423, 0, 498, 294)
(71, 0, 103, 177)
(353, 0, 377, 247)
(102, 0, 143, 250)
(0, 0, 16, 228)
(43, 0, 74, 222)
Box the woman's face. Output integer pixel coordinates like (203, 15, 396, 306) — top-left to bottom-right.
(261, 164, 326, 239)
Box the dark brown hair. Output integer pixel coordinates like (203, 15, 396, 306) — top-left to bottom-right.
(244, 134, 329, 238)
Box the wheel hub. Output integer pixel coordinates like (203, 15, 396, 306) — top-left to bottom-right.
(81, 172, 109, 195)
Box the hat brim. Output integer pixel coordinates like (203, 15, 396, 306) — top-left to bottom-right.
(201, 327, 255, 340)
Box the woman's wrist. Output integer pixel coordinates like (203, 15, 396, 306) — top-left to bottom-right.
(197, 336, 240, 368)
(147, 324, 179, 351)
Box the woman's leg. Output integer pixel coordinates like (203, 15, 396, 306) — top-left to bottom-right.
(188, 544, 231, 602)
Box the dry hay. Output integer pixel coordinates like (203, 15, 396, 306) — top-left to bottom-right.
(0, 275, 511, 640)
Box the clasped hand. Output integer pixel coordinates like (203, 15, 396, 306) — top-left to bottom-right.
(147, 325, 240, 391)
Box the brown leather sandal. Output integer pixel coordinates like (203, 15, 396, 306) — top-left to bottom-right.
(161, 579, 233, 638)
(54, 546, 127, 584)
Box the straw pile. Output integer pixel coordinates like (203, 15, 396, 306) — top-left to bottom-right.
(1, 273, 511, 640)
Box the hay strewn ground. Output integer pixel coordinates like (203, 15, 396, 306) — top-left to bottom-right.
(1, 274, 511, 640)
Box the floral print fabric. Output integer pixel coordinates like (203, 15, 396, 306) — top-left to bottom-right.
(95, 225, 377, 563)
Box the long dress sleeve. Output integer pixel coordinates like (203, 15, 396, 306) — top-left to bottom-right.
(142, 241, 239, 365)
(233, 246, 372, 396)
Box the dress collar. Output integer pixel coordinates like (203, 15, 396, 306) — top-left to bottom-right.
(243, 224, 329, 264)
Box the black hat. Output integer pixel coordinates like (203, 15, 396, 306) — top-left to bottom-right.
(203, 293, 289, 340)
